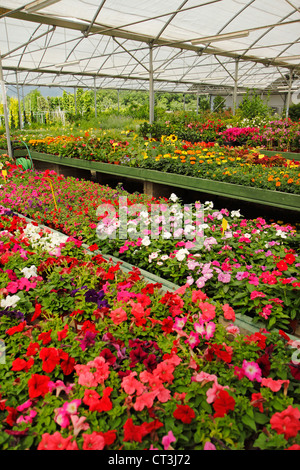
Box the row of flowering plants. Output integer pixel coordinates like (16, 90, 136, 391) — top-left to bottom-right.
(1, 130, 300, 194)
(0, 155, 299, 333)
(0, 206, 300, 450)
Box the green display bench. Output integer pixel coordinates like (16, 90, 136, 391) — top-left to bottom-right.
(1, 149, 299, 212)
(29, 151, 300, 213)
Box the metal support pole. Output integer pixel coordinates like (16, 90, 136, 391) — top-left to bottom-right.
(149, 45, 155, 124)
(117, 89, 120, 113)
(0, 51, 13, 159)
(15, 72, 23, 129)
(196, 91, 199, 114)
(94, 77, 97, 118)
(285, 73, 293, 120)
(183, 93, 185, 111)
(233, 59, 239, 116)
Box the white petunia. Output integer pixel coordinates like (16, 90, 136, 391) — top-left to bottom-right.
(1, 294, 21, 309)
(21, 265, 37, 279)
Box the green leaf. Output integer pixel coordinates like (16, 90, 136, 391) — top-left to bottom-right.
(241, 414, 257, 431)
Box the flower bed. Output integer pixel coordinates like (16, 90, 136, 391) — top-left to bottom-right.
(0, 207, 300, 450)
(0, 156, 299, 333)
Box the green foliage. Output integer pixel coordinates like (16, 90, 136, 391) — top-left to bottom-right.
(289, 103, 300, 121)
(238, 89, 271, 119)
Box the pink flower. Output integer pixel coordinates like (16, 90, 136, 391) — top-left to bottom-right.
(37, 431, 78, 450)
(204, 441, 216, 450)
(205, 322, 216, 340)
(250, 291, 266, 300)
(17, 399, 32, 412)
(242, 360, 262, 382)
(121, 372, 146, 396)
(261, 377, 289, 393)
(71, 415, 90, 437)
(133, 391, 156, 411)
(162, 430, 176, 450)
(110, 307, 127, 325)
(226, 324, 240, 336)
(184, 331, 200, 348)
(82, 432, 105, 450)
(63, 399, 81, 415)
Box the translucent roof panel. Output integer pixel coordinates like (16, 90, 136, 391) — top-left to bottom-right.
(0, 0, 299, 93)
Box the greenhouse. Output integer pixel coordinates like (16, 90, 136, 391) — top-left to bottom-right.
(0, 0, 299, 453)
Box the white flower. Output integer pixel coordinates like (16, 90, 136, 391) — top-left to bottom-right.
(175, 248, 189, 261)
(231, 209, 242, 218)
(169, 193, 178, 202)
(160, 255, 169, 261)
(21, 265, 37, 279)
(276, 230, 287, 238)
(141, 236, 151, 246)
(1, 294, 21, 309)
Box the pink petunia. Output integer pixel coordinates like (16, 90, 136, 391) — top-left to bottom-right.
(162, 430, 176, 450)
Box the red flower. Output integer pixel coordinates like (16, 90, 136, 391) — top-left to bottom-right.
(213, 390, 236, 418)
(5, 406, 18, 427)
(28, 374, 50, 399)
(31, 303, 42, 322)
(250, 392, 264, 413)
(88, 243, 98, 252)
(39, 347, 60, 373)
(96, 387, 113, 412)
(173, 404, 195, 424)
(38, 329, 52, 345)
(11, 357, 34, 372)
(285, 253, 295, 265)
(123, 418, 144, 442)
(60, 354, 76, 375)
(26, 342, 40, 356)
(6, 321, 26, 336)
(97, 430, 117, 447)
(276, 260, 288, 272)
(270, 405, 300, 440)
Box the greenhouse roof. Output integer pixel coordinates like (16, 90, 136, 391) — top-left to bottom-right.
(0, 0, 300, 94)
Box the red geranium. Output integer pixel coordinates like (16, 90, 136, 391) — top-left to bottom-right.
(213, 390, 236, 418)
(173, 404, 195, 424)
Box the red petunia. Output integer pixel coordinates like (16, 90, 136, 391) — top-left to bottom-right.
(270, 405, 300, 440)
(97, 430, 117, 447)
(213, 390, 236, 418)
(38, 329, 52, 345)
(26, 342, 40, 356)
(6, 321, 27, 336)
(31, 303, 42, 322)
(11, 357, 34, 372)
(28, 374, 50, 399)
(60, 354, 76, 375)
(39, 347, 60, 373)
(173, 404, 195, 424)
